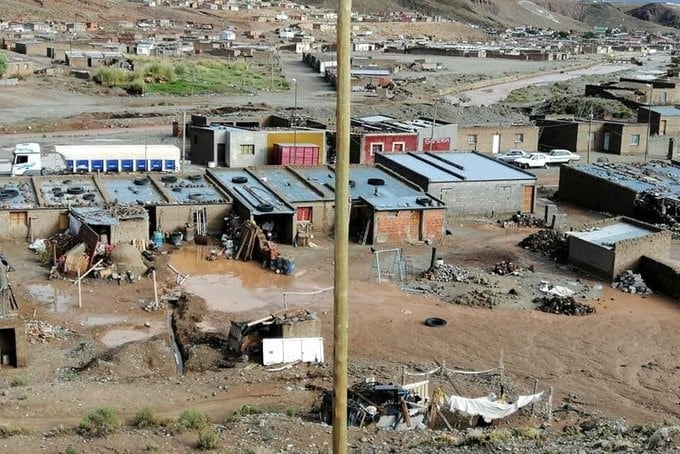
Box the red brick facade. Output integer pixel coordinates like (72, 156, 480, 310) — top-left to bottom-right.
(363, 133, 418, 164)
(373, 208, 444, 244)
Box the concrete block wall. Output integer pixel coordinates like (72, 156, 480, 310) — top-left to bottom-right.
(639, 256, 680, 300)
(559, 166, 639, 216)
(568, 236, 615, 279)
(430, 181, 529, 217)
(155, 204, 232, 236)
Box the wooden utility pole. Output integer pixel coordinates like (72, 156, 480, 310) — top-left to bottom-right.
(333, 0, 352, 449)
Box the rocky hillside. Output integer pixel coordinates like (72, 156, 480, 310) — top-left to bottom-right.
(627, 2, 680, 28)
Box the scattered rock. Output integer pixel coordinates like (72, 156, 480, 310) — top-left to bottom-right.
(613, 270, 652, 294)
(534, 296, 595, 316)
(518, 229, 568, 262)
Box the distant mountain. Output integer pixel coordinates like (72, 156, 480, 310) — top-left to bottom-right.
(627, 2, 680, 28)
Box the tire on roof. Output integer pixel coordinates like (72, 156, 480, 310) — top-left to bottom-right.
(256, 203, 274, 212)
(66, 186, 85, 195)
(367, 178, 385, 186)
(231, 176, 248, 184)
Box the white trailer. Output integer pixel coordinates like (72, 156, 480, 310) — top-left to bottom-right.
(10, 143, 181, 175)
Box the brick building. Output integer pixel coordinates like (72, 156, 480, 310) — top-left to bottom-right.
(457, 123, 539, 155)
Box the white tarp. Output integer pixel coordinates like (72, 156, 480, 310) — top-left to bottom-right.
(446, 392, 544, 423)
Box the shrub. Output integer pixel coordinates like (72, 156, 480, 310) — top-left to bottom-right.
(178, 410, 211, 431)
(78, 407, 122, 437)
(10, 375, 28, 387)
(132, 407, 159, 428)
(0, 425, 29, 438)
(196, 429, 220, 451)
(64, 446, 78, 454)
(285, 406, 297, 417)
(96, 68, 128, 87)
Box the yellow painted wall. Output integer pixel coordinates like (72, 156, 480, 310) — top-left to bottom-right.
(266, 131, 326, 164)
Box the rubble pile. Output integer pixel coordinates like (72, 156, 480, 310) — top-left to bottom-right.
(451, 289, 501, 309)
(143, 300, 164, 312)
(422, 264, 471, 282)
(492, 260, 520, 275)
(25, 320, 73, 343)
(613, 270, 652, 294)
(534, 296, 595, 316)
(502, 213, 546, 228)
(518, 229, 568, 262)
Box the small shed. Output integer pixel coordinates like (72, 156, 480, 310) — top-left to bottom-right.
(567, 217, 671, 280)
(69, 206, 149, 246)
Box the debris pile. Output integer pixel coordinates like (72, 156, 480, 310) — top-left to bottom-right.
(492, 260, 520, 275)
(502, 213, 546, 228)
(518, 229, 568, 262)
(143, 300, 164, 312)
(319, 380, 427, 431)
(534, 296, 595, 316)
(451, 289, 501, 309)
(613, 270, 652, 294)
(25, 320, 73, 343)
(422, 264, 471, 282)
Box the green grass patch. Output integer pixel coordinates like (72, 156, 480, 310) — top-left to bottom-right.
(178, 409, 211, 431)
(10, 375, 28, 387)
(64, 446, 78, 454)
(78, 407, 122, 438)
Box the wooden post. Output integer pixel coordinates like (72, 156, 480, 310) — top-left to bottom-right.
(77, 268, 82, 308)
(401, 365, 406, 386)
(531, 378, 539, 417)
(441, 361, 446, 377)
(152, 270, 159, 306)
(499, 351, 505, 389)
(547, 386, 553, 423)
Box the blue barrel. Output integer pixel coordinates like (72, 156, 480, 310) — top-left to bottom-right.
(152, 231, 164, 248)
(285, 258, 296, 276)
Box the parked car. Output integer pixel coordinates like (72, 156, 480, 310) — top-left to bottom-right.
(547, 149, 581, 164)
(496, 149, 529, 163)
(514, 153, 549, 169)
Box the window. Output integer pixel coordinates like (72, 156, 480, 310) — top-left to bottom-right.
(239, 144, 255, 155)
(392, 142, 405, 152)
(588, 132, 595, 142)
(466, 135, 477, 145)
(14, 155, 28, 164)
(9, 211, 27, 227)
(370, 143, 383, 156)
(514, 133, 524, 143)
(630, 134, 640, 146)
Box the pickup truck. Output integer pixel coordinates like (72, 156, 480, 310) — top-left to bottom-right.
(547, 149, 581, 164)
(514, 153, 549, 169)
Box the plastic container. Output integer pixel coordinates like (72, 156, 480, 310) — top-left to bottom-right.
(169, 232, 183, 246)
(152, 231, 164, 248)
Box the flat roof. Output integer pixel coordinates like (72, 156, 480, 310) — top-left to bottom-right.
(380, 152, 537, 182)
(570, 220, 658, 250)
(155, 174, 229, 204)
(294, 165, 442, 211)
(37, 176, 105, 208)
(0, 178, 37, 209)
(569, 162, 680, 198)
(99, 177, 166, 206)
(650, 106, 680, 116)
(208, 168, 295, 215)
(249, 167, 324, 203)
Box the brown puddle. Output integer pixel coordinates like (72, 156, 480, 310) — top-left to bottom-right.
(168, 245, 327, 313)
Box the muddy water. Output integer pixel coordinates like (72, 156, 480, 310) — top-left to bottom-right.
(169, 246, 326, 313)
(25, 283, 76, 313)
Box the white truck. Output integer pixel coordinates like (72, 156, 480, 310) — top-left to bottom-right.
(9, 143, 181, 176)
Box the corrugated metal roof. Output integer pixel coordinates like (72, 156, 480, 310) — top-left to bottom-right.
(650, 106, 680, 116)
(570, 221, 657, 250)
(570, 162, 680, 197)
(294, 166, 442, 211)
(381, 152, 536, 182)
(208, 169, 295, 215)
(249, 167, 324, 203)
(159, 174, 228, 204)
(100, 178, 165, 206)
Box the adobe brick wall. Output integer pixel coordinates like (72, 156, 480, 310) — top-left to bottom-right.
(559, 166, 639, 216)
(0, 209, 67, 240)
(612, 229, 671, 278)
(639, 256, 680, 300)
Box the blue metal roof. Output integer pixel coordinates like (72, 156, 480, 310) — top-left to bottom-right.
(381, 152, 536, 182)
(208, 168, 295, 215)
(0, 178, 36, 209)
(570, 221, 658, 250)
(249, 167, 324, 203)
(99, 177, 165, 206)
(294, 166, 442, 211)
(156, 174, 229, 204)
(38, 177, 105, 208)
(650, 106, 680, 116)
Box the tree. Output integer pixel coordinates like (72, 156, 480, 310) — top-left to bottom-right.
(0, 53, 7, 77)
